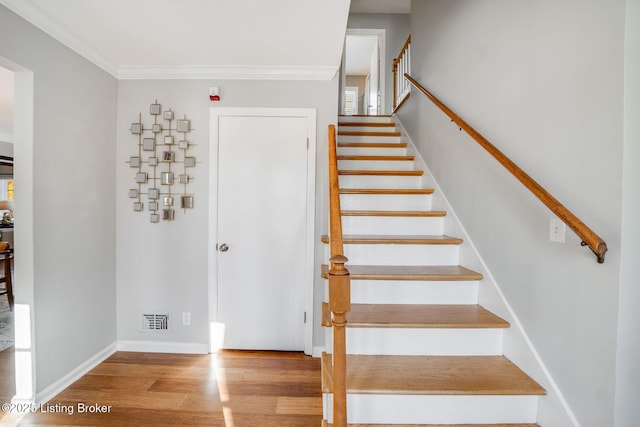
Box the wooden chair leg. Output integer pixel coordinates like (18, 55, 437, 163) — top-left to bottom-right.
(5, 272, 12, 311)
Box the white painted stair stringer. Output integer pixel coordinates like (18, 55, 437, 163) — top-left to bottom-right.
(393, 115, 580, 426)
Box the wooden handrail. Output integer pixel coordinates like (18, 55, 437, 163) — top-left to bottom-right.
(327, 124, 350, 426)
(403, 74, 608, 263)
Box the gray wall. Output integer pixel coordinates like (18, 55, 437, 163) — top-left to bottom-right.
(116, 79, 338, 350)
(347, 13, 410, 115)
(0, 5, 117, 394)
(615, 0, 640, 425)
(398, 1, 626, 425)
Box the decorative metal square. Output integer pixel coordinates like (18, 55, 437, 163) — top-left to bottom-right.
(176, 119, 190, 132)
(163, 151, 176, 162)
(181, 196, 194, 209)
(143, 138, 155, 151)
(135, 172, 148, 184)
(161, 172, 173, 185)
(163, 209, 175, 221)
(150, 103, 161, 115)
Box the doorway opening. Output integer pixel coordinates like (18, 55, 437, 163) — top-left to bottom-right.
(342, 29, 386, 116)
(0, 57, 35, 407)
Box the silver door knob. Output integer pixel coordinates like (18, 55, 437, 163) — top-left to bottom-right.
(218, 243, 229, 252)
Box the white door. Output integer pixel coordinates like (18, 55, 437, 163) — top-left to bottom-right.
(212, 112, 313, 352)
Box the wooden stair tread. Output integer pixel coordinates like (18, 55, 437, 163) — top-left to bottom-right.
(341, 210, 446, 217)
(322, 353, 546, 396)
(340, 188, 435, 195)
(321, 304, 510, 329)
(339, 170, 424, 176)
(323, 422, 540, 427)
(321, 234, 464, 245)
(338, 122, 397, 128)
(338, 142, 407, 148)
(339, 131, 401, 137)
(337, 155, 414, 161)
(321, 264, 483, 281)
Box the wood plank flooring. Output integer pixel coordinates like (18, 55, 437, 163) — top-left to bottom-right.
(0, 350, 322, 426)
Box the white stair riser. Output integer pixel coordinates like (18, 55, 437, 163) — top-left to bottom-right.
(338, 135, 402, 144)
(338, 160, 415, 171)
(342, 244, 460, 266)
(323, 394, 539, 424)
(337, 147, 407, 156)
(342, 328, 504, 356)
(348, 280, 479, 305)
(340, 193, 433, 211)
(342, 216, 444, 235)
(338, 126, 396, 133)
(338, 116, 393, 124)
(339, 175, 422, 189)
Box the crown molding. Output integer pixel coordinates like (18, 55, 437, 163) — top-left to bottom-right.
(0, 0, 119, 77)
(117, 65, 338, 81)
(1, 0, 339, 81)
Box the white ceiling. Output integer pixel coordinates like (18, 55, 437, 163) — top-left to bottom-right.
(345, 35, 377, 76)
(0, 0, 352, 80)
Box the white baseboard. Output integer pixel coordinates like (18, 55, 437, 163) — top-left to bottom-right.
(117, 340, 208, 354)
(34, 342, 117, 406)
(312, 346, 325, 358)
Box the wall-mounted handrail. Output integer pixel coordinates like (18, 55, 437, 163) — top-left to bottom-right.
(403, 74, 607, 263)
(393, 35, 411, 112)
(327, 124, 350, 426)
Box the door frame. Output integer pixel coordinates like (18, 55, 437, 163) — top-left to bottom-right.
(208, 107, 316, 355)
(345, 28, 386, 115)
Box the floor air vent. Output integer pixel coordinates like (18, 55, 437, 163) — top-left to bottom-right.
(142, 314, 169, 331)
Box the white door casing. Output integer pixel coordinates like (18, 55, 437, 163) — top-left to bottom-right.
(208, 108, 316, 355)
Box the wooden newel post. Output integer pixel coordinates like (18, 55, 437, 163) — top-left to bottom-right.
(329, 254, 350, 427)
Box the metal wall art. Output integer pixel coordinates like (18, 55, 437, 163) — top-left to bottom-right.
(127, 100, 196, 222)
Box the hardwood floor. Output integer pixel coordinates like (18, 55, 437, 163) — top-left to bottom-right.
(0, 350, 322, 426)
(0, 346, 15, 405)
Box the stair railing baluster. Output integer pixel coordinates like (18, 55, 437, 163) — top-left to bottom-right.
(327, 124, 350, 427)
(392, 35, 412, 114)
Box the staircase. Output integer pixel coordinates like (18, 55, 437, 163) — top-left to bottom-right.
(321, 115, 546, 426)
